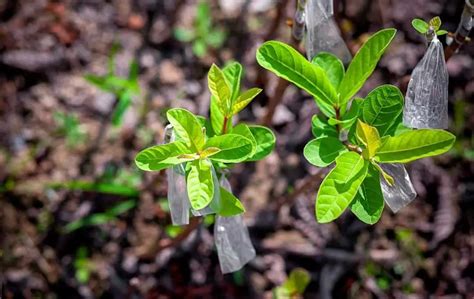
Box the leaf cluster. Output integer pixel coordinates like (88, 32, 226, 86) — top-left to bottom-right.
(256, 29, 455, 224)
(84, 43, 140, 126)
(412, 16, 448, 36)
(174, 1, 226, 57)
(135, 63, 275, 216)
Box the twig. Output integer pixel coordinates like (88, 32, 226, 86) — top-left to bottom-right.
(445, 0, 474, 61)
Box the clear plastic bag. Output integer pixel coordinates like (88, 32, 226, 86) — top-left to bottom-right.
(164, 125, 190, 225)
(380, 163, 417, 213)
(403, 36, 449, 129)
(304, 0, 351, 63)
(214, 176, 256, 274)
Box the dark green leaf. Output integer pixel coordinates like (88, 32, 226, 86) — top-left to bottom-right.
(350, 165, 384, 224)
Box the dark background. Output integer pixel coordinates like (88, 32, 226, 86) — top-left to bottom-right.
(1, 0, 473, 298)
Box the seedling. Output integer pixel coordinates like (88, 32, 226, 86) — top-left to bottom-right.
(135, 62, 275, 217)
(74, 247, 94, 284)
(273, 268, 311, 299)
(174, 1, 226, 57)
(256, 28, 455, 224)
(412, 16, 448, 37)
(64, 199, 136, 233)
(54, 111, 86, 147)
(84, 43, 140, 126)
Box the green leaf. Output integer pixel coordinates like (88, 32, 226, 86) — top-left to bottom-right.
(223, 62, 243, 102)
(338, 29, 397, 106)
(361, 85, 404, 136)
(167, 108, 205, 151)
(274, 268, 311, 298)
(111, 92, 132, 126)
(135, 141, 194, 171)
(316, 152, 369, 223)
(210, 62, 242, 135)
(208, 64, 231, 115)
(429, 16, 442, 31)
(371, 162, 394, 186)
(187, 159, 214, 210)
(192, 39, 207, 57)
(356, 120, 381, 158)
(206, 29, 226, 48)
(231, 123, 257, 156)
(436, 29, 448, 36)
(128, 60, 139, 85)
(205, 134, 253, 163)
(411, 18, 429, 34)
(304, 137, 347, 167)
(174, 27, 195, 42)
(199, 147, 221, 158)
(311, 115, 338, 139)
(329, 98, 363, 129)
(349, 165, 384, 224)
(311, 52, 344, 90)
(256, 40, 338, 117)
(196, 1, 211, 34)
(216, 187, 245, 216)
(247, 125, 276, 161)
(374, 130, 455, 163)
(232, 88, 262, 115)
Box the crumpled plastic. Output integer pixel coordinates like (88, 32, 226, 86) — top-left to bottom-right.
(304, 0, 351, 63)
(165, 125, 190, 225)
(380, 163, 417, 213)
(403, 36, 449, 129)
(214, 176, 256, 274)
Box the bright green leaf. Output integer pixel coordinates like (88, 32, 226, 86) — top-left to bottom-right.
(200, 147, 221, 158)
(247, 125, 276, 161)
(429, 16, 442, 31)
(167, 108, 205, 151)
(374, 130, 455, 163)
(316, 152, 369, 223)
(338, 29, 397, 105)
(208, 64, 231, 115)
(174, 27, 196, 42)
(135, 141, 194, 171)
(304, 137, 347, 167)
(216, 187, 245, 216)
(256, 40, 338, 117)
(436, 29, 448, 36)
(206, 29, 226, 48)
(232, 88, 262, 115)
(361, 85, 404, 136)
(232, 123, 257, 156)
(411, 18, 429, 34)
(187, 159, 214, 210)
(223, 62, 243, 102)
(192, 39, 207, 57)
(356, 120, 381, 158)
(311, 52, 345, 90)
(205, 134, 253, 163)
(349, 165, 384, 224)
(311, 115, 338, 139)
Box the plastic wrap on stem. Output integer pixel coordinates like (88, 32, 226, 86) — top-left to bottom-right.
(304, 0, 351, 63)
(380, 163, 417, 213)
(164, 125, 190, 225)
(214, 176, 256, 274)
(403, 37, 449, 129)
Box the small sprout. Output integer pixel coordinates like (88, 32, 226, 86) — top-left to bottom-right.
(173, 1, 227, 57)
(411, 16, 449, 37)
(84, 43, 140, 127)
(74, 247, 94, 284)
(273, 268, 311, 298)
(54, 112, 86, 148)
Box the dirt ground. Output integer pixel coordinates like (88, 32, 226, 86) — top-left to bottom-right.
(1, 0, 473, 298)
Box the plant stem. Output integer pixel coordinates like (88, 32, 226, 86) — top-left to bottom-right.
(445, 0, 473, 60)
(222, 116, 229, 134)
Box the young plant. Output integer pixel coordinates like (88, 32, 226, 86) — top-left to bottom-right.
(84, 44, 140, 126)
(174, 1, 226, 57)
(412, 16, 448, 37)
(256, 28, 456, 224)
(135, 63, 275, 216)
(74, 247, 94, 284)
(54, 111, 86, 148)
(273, 268, 311, 299)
